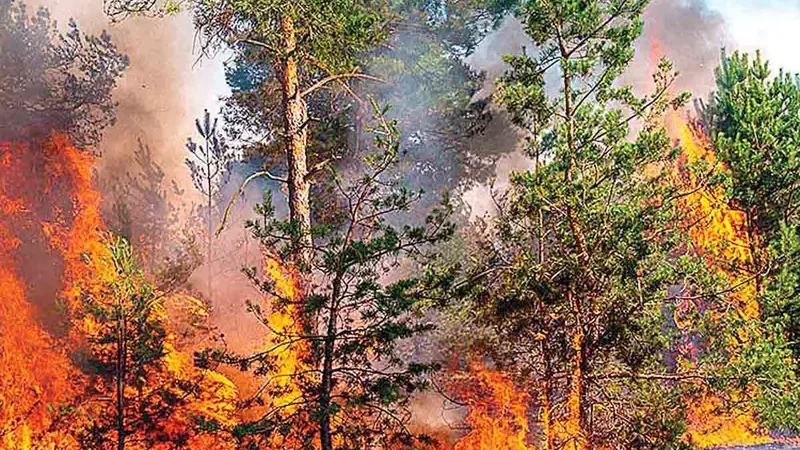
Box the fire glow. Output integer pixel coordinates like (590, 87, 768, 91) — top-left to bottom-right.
(667, 114, 771, 448)
(0, 135, 237, 449)
(0, 10, 795, 450)
(0, 108, 773, 450)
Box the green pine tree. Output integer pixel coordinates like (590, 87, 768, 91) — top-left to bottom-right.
(199, 102, 455, 450)
(704, 50, 800, 433)
(452, 1, 730, 448)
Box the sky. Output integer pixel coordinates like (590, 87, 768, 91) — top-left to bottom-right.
(705, 0, 800, 72)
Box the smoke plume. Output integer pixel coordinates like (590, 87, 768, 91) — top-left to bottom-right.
(28, 0, 226, 198)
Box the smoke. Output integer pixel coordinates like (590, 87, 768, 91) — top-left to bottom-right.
(16, 0, 737, 404)
(705, 0, 800, 73)
(630, 0, 728, 98)
(22, 0, 266, 351)
(461, 0, 729, 219)
(28, 0, 227, 199)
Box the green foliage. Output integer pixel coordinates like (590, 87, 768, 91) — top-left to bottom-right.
(83, 235, 166, 378)
(191, 0, 388, 73)
(208, 102, 455, 449)
(707, 50, 800, 235)
(705, 50, 800, 432)
(76, 236, 230, 449)
(452, 0, 729, 447)
(78, 235, 170, 449)
(215, 0, 515, 212)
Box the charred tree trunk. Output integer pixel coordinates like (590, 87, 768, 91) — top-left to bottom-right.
(319, 274, 341, 450)
(115, 308, 127, 450)
(280, 14, 313, 269)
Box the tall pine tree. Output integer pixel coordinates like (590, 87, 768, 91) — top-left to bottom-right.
(455, 1, 729, 448)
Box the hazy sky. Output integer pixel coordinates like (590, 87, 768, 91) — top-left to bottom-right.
(705, 0, 800, 72)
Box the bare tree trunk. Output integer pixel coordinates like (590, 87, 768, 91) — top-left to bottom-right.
(206, 145, 214, 302)
(280, 14, 312, 268)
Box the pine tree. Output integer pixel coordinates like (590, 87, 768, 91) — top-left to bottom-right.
(200, 103, 455, 450)
(76, 236, 236, 450)
(704, 50, 800, 432)
(455, 1, 725, 448)
(186, 109, 233, 301)
(104, 0, 514, 269)
(190, 0, 393, 268)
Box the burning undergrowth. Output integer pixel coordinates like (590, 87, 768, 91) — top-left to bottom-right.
(0, 134, 238, 449)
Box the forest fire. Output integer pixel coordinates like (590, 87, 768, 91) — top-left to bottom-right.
(449, 363, 532, 450)
(0, 135, 96, 449)
(259, 254, 312, 448)
(0, 134, 238, 449)
(666, 113, 771, 448)
(4, 0, 800, 448)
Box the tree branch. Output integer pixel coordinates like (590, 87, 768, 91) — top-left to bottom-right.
(301, 72, 385, 98)
(216, 169, 287, 236)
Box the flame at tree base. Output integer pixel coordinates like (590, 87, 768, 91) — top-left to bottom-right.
(448, 363, 534, 450)
(667, 112, 771, 448)
(0, 134, 238, 449)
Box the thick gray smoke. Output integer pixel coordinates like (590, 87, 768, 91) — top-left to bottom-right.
(631, 0, 728, 97)
(27, 0, 264, 349)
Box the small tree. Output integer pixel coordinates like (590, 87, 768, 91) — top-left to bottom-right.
(186, 109, 233, 300)
(201, 102, 454, 450)
(79, 236, 166, 450)
(77, 236, 236, 450)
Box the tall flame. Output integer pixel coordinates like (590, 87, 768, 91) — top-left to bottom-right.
(259, 254, 313, 448)
(264, 254, 305, 408)
(666, 113, 770, 447)
(450, 363, 534, 450)
(0, 134, 237, 449)
(0, 135, 98, 449)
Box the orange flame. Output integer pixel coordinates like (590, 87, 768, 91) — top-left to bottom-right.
(666, 113, 770, 447)
(257, 253, 314, 448)
(0, 134, 237, 449)
(263, 254, 306, 409)
(0, 136, 93, 449)
(450, 363, 534, 450)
